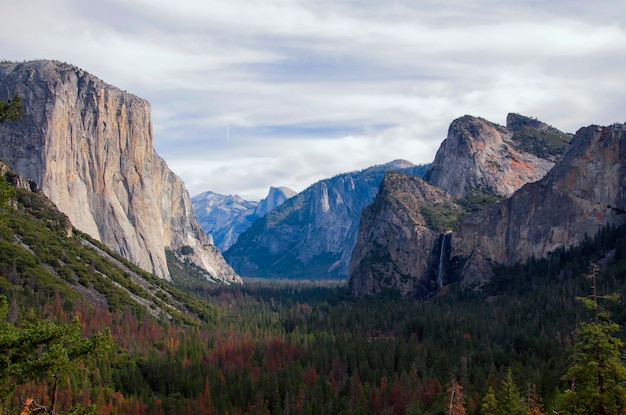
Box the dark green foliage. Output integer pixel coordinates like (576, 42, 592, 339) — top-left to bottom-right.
(559, 267, 626, 415)
(0, 96, 23, 124)
(3, 162, 626, 414)
(0, 174, 15, 207)
(510, 126, 572, 159)
(419, 203, 464, 232)
(457, 188, 503, 212)
(178, 245, 194, 256)
(0, 295, 111, 412)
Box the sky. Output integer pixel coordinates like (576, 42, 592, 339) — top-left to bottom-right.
(1, 1, 625, 200)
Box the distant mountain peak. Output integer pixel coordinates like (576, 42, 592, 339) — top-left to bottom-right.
(224, 161, 430, 279)
(192, 186, 295, 252)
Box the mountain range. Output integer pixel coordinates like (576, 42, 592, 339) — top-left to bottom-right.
(349, 117, 626, 298)
(223, 160, 430, 279)
(2, 58, 623, 304)
(192, 186, 296, 252)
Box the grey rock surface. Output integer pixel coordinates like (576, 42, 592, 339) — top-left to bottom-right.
(427, 114, 567, 198)
(451, 124, 626, 285)
(348, 172, 461, 298)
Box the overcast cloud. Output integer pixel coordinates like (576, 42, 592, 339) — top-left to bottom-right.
(1, 0, 625, 199)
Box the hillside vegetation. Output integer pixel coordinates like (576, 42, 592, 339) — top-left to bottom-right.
(2, 168, 626, 414)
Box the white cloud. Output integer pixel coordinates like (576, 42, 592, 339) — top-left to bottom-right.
(1, 0, 625, 200)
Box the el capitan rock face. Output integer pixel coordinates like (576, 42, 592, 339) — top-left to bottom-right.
(0, 60, 240, 283)
(426, 114, 568, 198)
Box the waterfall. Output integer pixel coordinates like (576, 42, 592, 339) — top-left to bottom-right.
(437, 232, 449, 288)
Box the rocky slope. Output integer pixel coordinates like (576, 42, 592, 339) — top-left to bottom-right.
(348, 172, 462, 298)
(451, 124, 626, 286)
(0, 60, 239, 283)
(192, 186, 295, 251)
(0, 163, 220, 323)
(426, 114, 570, 198)
(224, 160, 429, 279)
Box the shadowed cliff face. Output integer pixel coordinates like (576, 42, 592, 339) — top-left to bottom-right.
(451, 125, 626, 285)
(348, 172, 462, 298)
(0, 60, 240, 283)
(348, 114, 626, 299)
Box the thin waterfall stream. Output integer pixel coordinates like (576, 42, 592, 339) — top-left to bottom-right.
(437, 232, 450, 288)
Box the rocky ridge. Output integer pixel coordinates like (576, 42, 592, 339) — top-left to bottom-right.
(349, 113, 577, 297)
(451, 124, 626, 286)
(348, 172, 461, 298)
(225, 160, 430, 279)
(426, 114, 569, 198)
(0, 60, 240, 283)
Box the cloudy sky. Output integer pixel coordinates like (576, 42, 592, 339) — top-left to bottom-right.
(1, 1, 625, 200)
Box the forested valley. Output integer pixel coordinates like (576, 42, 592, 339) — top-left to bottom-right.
(2, 171, 626, 414)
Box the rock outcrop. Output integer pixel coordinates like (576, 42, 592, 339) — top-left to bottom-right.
(426, 114, 570, 198)
(225, 160, 429, 279)
(451, 124, 626, 286)
(0, 60, 240, 283)
(348, 113, 581, 298)
(192, 186, 295, 252)
(254, 186, 296, 217)
(348, 172, 462, 298)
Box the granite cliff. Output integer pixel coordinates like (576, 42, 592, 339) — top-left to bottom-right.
(348, 172, 461, 298)
(192, 186, 295, 252)
(349, 114, 575, 297)
(451, 124, 626, 286)
(0, 60, 240, 283)
(225, 160, 429, 279)
(426, 114, 570, 198)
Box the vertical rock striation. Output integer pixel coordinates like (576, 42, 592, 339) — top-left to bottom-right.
(349, 113, 577, 298)
(0, 60, 240, 283)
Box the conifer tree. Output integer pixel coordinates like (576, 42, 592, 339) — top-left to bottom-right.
(496, 368, 525, 415)
(560, 264, 626, 415)
(0, 295, 111, 414)
(480, 386, 498, 415)
(0, 95, 23, 124)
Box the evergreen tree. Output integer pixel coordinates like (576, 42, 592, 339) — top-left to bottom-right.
(0, 95, 23, 124)
(496, 368, 525, 415)
(480, 369, 525, 415)
(560, 265, 626, 415)
(0, 295, 111, 414)
(480, 386, 498, 415)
